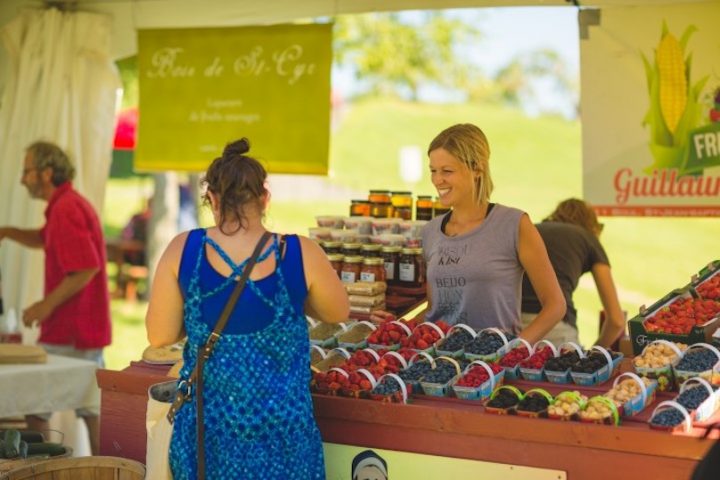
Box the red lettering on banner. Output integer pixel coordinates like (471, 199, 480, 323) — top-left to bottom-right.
(612, 168, 720, 204)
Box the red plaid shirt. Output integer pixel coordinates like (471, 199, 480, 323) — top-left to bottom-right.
(39, 182, 111, 349)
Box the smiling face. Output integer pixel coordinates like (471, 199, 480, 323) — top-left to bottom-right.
(429, 147, 478, 209)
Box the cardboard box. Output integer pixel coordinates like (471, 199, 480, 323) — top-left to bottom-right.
(628, 289, 719, 355)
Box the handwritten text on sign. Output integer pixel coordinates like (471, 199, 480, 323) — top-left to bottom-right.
(136, 23, 332, 173)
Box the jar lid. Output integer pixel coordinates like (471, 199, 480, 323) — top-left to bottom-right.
(362, 257, 384, 265)
(391, 191, 412, 195)
(412, 248, 424, 254)
(323, 241, 342, 247)
(416, 195, 433, 199)
(361, 244, 381, 251)
(381, 246, 402, 252)
(343, 255, 364, 263)
(401, 248, 415, 254)
(327, 254, 344, 261)
(342, 242, 361, 248)
(369, 189, 391, 194)
(351, 199, 371, 203)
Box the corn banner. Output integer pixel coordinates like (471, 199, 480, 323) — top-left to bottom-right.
(580, 3, 720, 216)
(136, 24, 331, 173)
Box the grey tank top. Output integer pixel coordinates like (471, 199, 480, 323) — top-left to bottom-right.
(422, 204, 525, 333)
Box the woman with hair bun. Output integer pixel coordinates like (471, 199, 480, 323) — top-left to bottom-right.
(521, 198, 625, 348)
(146, 138, 348, 479)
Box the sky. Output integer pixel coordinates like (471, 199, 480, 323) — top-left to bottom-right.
(333, 6, 581, 118)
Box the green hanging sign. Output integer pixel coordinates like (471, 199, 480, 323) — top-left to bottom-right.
(136, 23, 332, 174)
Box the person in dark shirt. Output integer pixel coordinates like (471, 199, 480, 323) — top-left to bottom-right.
(521, 198, 624, 348)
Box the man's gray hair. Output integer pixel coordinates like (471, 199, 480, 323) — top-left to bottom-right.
(26, 141, 76, 186)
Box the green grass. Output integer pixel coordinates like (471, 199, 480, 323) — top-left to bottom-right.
(101, 97, 720, 369)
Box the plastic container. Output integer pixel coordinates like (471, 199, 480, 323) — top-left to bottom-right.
(579, 395, 620, 426)
(369, 373, 411, 404)
(436, 324, 476, 359)
(316, 215, 345, 229)
(606, 372, 657, 417)
(484, 385, 524, 415)
(519, 340, 558, 382)
(515, 388, 553, 419)
(648, 400, 693, 433)
(632, 339, 684, 392)
(451, 361, 505, 401)
(673, 342, 720, 388)
(420, 356, 461, 397)
(544, 342, 585, 384)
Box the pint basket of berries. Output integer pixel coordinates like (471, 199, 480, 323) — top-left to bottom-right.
(435, 324, 477, 359)
(672, 343, 720, 389)
(339, 368, 378, 399)
(398, 352, 435, 391)
(632, 339, 686, 392)
(677, 377, 720, 423)
(579, 396, 620, 426)
(401, 321, 449, 355)
(515, 388, 553, 419)
(484, 385, 524, 415)
(312, 367, 350, 396)
(367, 320, 414, 351)
(547, 391, 587, 421)
(419, 356, 463, 397)
(604, 372, 657, 417)
(648, 400, 693, 433)
(463, 327, 513, 363)
(544, 342, 584, 384)
(519, 340, 558, 382)
(451, 360, 505, 401)
(498, 338, 532, 380)
(370, 373, 411, 403)
(570, 346, 620, 386)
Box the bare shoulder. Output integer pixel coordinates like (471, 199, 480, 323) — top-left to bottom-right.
(159, 231, 192, 269)
(297, 235, 324, 260)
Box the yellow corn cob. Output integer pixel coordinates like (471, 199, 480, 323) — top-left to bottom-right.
(656, 32, 687, 134)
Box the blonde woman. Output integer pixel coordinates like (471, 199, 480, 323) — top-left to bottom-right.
(521, 198, 625, 348)
(419, 123, 565, 343)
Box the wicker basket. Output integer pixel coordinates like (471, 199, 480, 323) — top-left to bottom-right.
(3, 456, 145, 480)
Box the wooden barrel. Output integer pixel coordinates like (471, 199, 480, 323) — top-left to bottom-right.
(3, 456, 145, 480)
(0, 447, 73, 475)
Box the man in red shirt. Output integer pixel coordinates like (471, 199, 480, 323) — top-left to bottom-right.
(0, 141, 111, 454)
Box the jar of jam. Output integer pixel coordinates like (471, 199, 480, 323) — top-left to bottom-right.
(360, 257, 386, 283)
(399, 247, 420, 287)
(341, 242, 361, 257)
(327, 253, 344, 278)
(341, 255, 363, 284)
(368, 190, 391, 204)
(350, 199, 371, 217)
(322, 241, 342, 254)
(433, 197, 451, 217)
(371, 200, 392, 218)
(360, 243, 381, 259)
(380, 245, 401, 285)
(416, 195, 433, 221)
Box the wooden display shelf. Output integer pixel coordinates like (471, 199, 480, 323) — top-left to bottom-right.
(98, 359, 717, 477)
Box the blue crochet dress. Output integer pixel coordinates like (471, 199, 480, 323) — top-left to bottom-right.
(169, 229, 325, 479)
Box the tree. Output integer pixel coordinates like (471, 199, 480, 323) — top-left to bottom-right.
(492, 49, 578, 116)
(333, 12, 482, 101)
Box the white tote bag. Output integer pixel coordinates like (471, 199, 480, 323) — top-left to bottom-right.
(145, 380, 179, 480)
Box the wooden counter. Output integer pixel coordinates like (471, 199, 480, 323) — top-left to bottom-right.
(97, 362, 717, 478)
